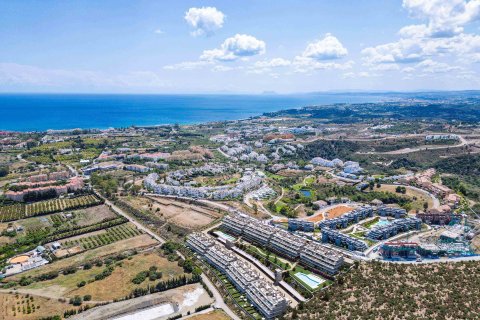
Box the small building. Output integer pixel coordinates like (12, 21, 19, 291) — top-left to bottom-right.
(36, 246, 46, 254)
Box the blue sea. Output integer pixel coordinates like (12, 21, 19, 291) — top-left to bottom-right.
(0, 93, 385, 132)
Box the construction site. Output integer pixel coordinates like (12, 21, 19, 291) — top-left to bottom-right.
(379, 219, 480, 260)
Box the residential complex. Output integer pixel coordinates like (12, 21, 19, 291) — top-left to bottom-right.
(299, 242, 345, 275)
(186, 233, 288, 319)
(221, 213, 344, 275)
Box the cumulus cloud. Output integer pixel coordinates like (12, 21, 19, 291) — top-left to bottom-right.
(362, 0, 480, 73)
(301, 33, 348, 60)
(402, 0, 480, 38)
(201, 34, 266, 62)
(185, 7, 225, 37)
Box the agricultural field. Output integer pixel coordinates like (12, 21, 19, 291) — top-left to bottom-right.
(19, 251, 186, 301)
(57, 223, 143, 255)
(7, 234, 158, 282)
(0, 195, 103, 222)
(0, 292, 79, 320)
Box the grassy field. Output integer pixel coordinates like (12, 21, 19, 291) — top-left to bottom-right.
(188, 310, 231, 320)
(22, 251, 186, 301)
(369, 184, 434, 212)
(0, 292, 78, 320)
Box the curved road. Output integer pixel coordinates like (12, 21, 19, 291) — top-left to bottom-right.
(94, 191, 240, 320)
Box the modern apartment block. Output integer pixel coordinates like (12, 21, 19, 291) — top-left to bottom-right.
(186, 232, 215, 254)
(319, 205, 374, 229)
(377, 206, 407, 218)
(205, 244, 237, 273)
(221, 213, 345, 275)
(299, 241, 344, 275)
(269, 229, 307, 260)
(321, 227, 368, 252)
(222, 213, 253, 235)
(246, 278, 289, 320)
(225, 259, 259, 293)
(288, 219, 314, 232)
(243, 222, 275, 247)
(366, 217, 422, 240)
(186, 233, 288, 320)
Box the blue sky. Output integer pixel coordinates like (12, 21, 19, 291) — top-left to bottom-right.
(1, 0, 480, 93)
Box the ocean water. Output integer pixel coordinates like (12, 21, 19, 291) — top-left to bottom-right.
(0, 93, 384, 131)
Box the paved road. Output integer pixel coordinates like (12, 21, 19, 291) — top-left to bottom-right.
(94, 191, 240, 320)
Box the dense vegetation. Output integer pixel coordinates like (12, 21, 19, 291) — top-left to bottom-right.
(287, 261, 480, 320)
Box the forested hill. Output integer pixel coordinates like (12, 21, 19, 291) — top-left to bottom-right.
(264, 100, 480, 123)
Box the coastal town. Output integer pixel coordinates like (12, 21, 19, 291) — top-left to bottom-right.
(0, 99, 480, 319)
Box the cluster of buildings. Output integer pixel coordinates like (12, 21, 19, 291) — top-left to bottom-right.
(144, 170, 263, 200)
(249, 185, 276, 200)
(4, 247, 49, 276)
(321, 228, 368, 251)
(401, 168, 462, 209)
(416, 211, 462, 225)
(5, 176, 84, 202)
(82, 161, 123, 175)
(288, 219, 314, 232)
(222, 213, 344, 275)
(319, 206, 375, 229)
(124, 164, 151, 173)
(27, 171, 71, 183)
(310, 157, 363, 175)
(425, 134, 459, 141)
(380, 237, 474, 260)
(365, 218, 422, 240)
(187, 233, 288, 320)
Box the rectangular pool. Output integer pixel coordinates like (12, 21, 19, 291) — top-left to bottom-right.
(294, 272, 326, 290)
(214, 231, 236, 242)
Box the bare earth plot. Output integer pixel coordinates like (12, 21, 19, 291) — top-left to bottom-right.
(124, 196, 222, 229)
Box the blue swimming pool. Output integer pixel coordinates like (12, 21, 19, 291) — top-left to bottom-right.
(214, 231, 236, 242)
(295, 272, 325, 289)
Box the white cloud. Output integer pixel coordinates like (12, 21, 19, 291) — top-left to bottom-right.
(254, 58, 291, 68)
(301, 34, 348, 60)
(362, 0, 480, 73)
(248, 58, 291, 74)
(185, 7, 225, 37)
(154, 29, 164, 35)
(0, 63, 167, 89)
(163, 61, 211, 71)
(201, 34, 266, 62)
(402, 0, 480, 38)
(292, 56, 354, 73)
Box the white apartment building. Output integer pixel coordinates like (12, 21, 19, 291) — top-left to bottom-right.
(300, 242, 344, 275)
(205, 244, 237, 273)
(246, 278, 289, 320)
(243, 222, 275, 247)
(268, 229, 307, 260)
(186, 232, 215, 255)
(222, 213, 254, 235)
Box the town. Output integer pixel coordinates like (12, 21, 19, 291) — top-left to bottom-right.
(0, 99, 480, 319)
